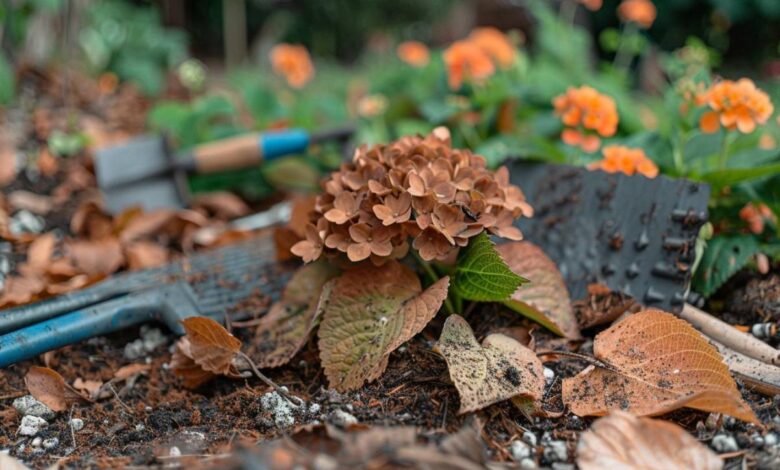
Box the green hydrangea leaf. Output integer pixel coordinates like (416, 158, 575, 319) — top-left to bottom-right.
(693, 235, 758, 298)
(451, 233, 526, 302)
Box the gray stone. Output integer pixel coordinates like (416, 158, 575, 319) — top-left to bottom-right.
(552, 464, 575, 470)
(523, 431, 538, 446)
(765, 433, 778, 447)
(18, 416, 48, 436)
(511, 440, 532, 460)
(711, 434, 739, 453)
(31, 437, 42, 447)
(13, 395, 56, 420)
(260, 388, 297, 428)
(10, 210, 44, 234)
(544, 440, 568, 462)
(519, 458, 538, 469)
(329, 409, 358, 427)
(42, 438, 59, 450)
(69, 418, 84, 431)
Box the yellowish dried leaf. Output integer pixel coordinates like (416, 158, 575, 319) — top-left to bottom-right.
(497, 241, 580, 339)
(435, 314, 544, 414)
(562, 310, 759, 424)
(318, 261, 449, 391)
(25, 366, 89, 412)
(250, 261, 338, 368)
(577, 411, 722, 470)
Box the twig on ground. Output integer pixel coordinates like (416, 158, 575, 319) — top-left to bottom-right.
(680, 303, 780, 366)
(537, 349, 620, 373)
(711, 340, 780, 396)
(237, 351, 304, 407)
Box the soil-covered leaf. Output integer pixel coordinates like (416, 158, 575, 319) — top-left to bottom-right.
(577, 411, 722, 470)
(250, 260, 338, 368)
(171, 317, 243, 388)
(435, 314, 544, 414)
(497, 241, 580, 339)
(451, 233, 525, 302)
(24, 366, 90, 412)
(693, 235, 759, 298)
(318, 261, 449, 391)
(562, 310, 759, 424)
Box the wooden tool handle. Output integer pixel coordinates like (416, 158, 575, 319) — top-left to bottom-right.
(193, 134, 263, 173)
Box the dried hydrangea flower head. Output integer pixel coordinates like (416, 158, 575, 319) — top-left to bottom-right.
(291, 127, 533, 264)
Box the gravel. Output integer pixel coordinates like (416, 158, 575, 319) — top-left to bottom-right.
(42, 438, 59, 450)
(13, 395, 56, 420)
(18, 416, 48, 436)
(711, 434, 739, 452)
(329, 409, 358, 427)
(69, 418, 84, 431)
(259, 389, 297, 428)
(544, 440, 568, 462)
(124, 326, 169, 360)
(511, 440, 533, 461)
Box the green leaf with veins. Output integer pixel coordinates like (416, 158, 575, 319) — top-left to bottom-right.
(693, 235, 759, 298)
(451, 233, 526, 302)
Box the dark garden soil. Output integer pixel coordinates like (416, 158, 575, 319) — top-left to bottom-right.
(2, 68, 780, 470)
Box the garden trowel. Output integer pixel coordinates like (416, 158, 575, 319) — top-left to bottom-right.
(95, 126, 353, 214)
(506, 161, 710, 313)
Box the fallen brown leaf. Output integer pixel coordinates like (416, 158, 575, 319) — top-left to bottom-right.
(171, 317, 243, 388)
(25, 366, 89, 412)
(67, 237, 124, 276)
(23, 232, 57, 274)
(36, 148, 59, 177)
(8, 190, 53, 215)
(125, 240, 169, 270)
(118, 209, 176, 243)
(0, 276, 45, 307)
(114, 363, 151, 381)
(318, 261, 449, 391)
(70, 200, 113, 239)
(73, 378, 103, 400)
(435, 314, 545, 414)
(497, 241, 580, 339)
(0, 147, 18, 186)
(577, 411, 722, 470)
(575, 283, 641, 330)
(250, 261, 338, 368)
(562, 310, 759, 424)
(192, 191, 250, 219)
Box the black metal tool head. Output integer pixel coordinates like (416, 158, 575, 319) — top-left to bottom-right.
(507, 161, 710, 313)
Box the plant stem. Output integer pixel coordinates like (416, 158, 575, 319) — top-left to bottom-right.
(612, 22, 638, 73)
(672, 128, 686, 175)
(537, 350, 620, 373)
(412, 251, 457, 315)
(237, 351, 304, 407)
(718, 131, 731, 170)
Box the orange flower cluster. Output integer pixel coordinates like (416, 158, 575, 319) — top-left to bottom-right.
(618, 0, 657, 29)
(579, 0, 603, 11)
(291, 127, 532, 264)
(270, 44, 315, 89)
(554, 86, 619, 152)
(739, 202, 776, 235)
(397, 41, 430, 67)
(587, 145, 658, 178)
(698, 79, 774, 134)
(443, 27, 516, 90)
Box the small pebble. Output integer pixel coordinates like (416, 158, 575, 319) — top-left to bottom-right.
(520, 457, 538, 469)
(308, 403, 321, 415)
(329, 409, 358, 427)
(42, 438, 59, 450)
(13, 395, 56, 420)
(69, 418, 84, 431)
(711, 434, 739, 453)
(511, 440, 532, 460)
(31, 437, 42, 447)
(765, 433, 778, 447)
(10, 210, 44, 234)
(18, 416, 48, 436)
(544, 440, 568, 462)
(543, 367, 555, 383)
(169, 446, 181, 457)
(523, 431, 538, 446)
(260, 389, 296, 428)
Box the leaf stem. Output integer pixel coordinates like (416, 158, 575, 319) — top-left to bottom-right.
(537, 349, 620, 373)
(718, 130, 732, 170)
(612, 22, 638, 73)
(237, 351, 304, 407)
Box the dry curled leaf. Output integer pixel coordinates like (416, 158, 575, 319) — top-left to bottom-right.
(435, 314, 544, 414)
(577, 411, 722, 470)
(23, 232, 57, 275)
(497, 241, 580, 339)
(562, 310, 759, 424)
(124, 240, 169, 270)
(192, 191, 250, 219)
(67, 237, 124, 276)
(171, 317, 242, 388)
(318, 261, 449, 391)
(8, 190, 53, 215)
(250, 261, 338, 368)
(25, 366, 89, 412)
(114, 363, 151, 381)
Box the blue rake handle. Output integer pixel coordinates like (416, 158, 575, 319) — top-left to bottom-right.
(0, 283, 200, 368)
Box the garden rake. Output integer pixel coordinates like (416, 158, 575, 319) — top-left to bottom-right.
(0, 233, 292, 367)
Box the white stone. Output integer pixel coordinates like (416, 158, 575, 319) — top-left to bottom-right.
(135, 423, 145, 431)
(169, 446, 181, 457)
(260, 390, 296, 428)
(522, 431, 538, 446)
(31, 437, 42, 447)
(544, 441, 568, 462)
(765, 433, 778, 447)
(42, 438, 58, 450)
(711, 434, 739, 452)
(329, 409, 358, 427)
(69, 418, 84, 432)
(520, 457, 538, 469)
(511, 440, 532, 460)
(543, 367, 555, 383)
(141, 326, 168, 352)
(18, 416, 48, 436)
(308, 403, 321, 415)
(13, 395, 56, 420)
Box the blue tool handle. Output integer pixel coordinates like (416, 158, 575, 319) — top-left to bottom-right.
(0, 283, 200, 368)
(260, 129, 310, 161)
(0, 289, 118, 335)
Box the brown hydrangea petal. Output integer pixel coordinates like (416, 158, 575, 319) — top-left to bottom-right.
(413, 228, 455, 261)
(324, 192, 359, 224)
(408, 172, 427, 197)
(368, 179, 392, 196)
(347, 242, 372, 261)
(412, 194, 436, 214)
(372, 192, 412, 226)
(290, 223, 324, 262)
(432, 181, 457, 203)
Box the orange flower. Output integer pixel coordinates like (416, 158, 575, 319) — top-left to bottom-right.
(579, 0, 603, 11)
(588, 145, 658, 178)
(443, 40, 495, 90)
(554, 86, 619, 152)
(269, 44, 315, 89)
(698, 79, 774, 134)
(397, 41, 430, 67)
(618, 0, 657, 29)
(739, 202, 776, 235)
(468, 27, 516, 69)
